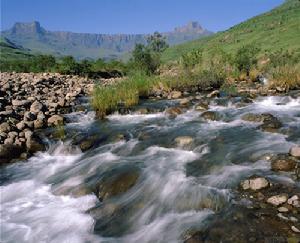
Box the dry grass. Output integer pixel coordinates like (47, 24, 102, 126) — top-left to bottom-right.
(269, 65, 300, 91)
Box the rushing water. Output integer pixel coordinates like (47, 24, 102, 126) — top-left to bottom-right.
(1, 95, 300, 243)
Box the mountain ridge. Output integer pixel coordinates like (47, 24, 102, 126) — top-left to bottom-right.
(1, 21, 212, 60)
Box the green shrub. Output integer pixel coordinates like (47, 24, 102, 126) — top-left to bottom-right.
(235, 44, 260, 76)
(180, 49, 202, 71)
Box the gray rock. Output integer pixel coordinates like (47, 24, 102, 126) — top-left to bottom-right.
(241, 177, 269, 191)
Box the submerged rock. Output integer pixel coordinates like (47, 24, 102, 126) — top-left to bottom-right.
(97, 170, 140, 201)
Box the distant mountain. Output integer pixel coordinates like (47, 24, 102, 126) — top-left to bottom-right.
(1, 21, 212, 60)
(163, 0, 300, 62)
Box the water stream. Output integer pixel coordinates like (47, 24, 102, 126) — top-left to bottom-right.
(1, 95, 300, 242)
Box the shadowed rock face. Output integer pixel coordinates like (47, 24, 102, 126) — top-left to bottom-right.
(1, 21, 212, 60)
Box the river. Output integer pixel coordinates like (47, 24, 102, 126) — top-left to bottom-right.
(1, 94, 300, 242)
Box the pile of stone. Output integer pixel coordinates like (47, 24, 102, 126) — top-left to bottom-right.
(0, 72, 95, 164)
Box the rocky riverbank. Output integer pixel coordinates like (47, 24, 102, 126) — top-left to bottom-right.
(0, 72, 97, 164)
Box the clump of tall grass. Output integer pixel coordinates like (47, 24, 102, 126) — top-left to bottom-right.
(91, 72, 158, 118)
(268, 64, 300, 91)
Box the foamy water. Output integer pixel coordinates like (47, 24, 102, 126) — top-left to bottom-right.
(1, 95, 299, 242)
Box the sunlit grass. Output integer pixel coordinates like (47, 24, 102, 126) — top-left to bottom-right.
(269, 64, 300, 91)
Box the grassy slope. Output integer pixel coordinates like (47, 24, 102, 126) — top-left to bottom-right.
(162, 0, 300, 62)
(0, 36, 33, 60)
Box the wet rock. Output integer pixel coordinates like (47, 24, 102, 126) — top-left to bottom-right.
(0, 144, 25, 164)
(290, 145, 300, 158)
(80, 139, 94, 152)
(259, 114, 282, 133)
(271, 154, 297, 172)
(175, 136, 194, 147)
(195, 101, 209, 111)
(47, 115, 64, 126)
(267, 194, 288, 206)
(241, 177, 269, 191)
(97, 170, 140, 201)
(241, 113, 265, 122)
(200, 111, 220, 121)
(170, 91, 182, 99)
(165, 107, 183, 117)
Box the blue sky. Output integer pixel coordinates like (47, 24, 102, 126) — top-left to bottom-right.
(1, 0, 284, 34)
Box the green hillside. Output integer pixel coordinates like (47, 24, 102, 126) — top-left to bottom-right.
(0, 36, 33, 60)
(162, 0, 300, 62)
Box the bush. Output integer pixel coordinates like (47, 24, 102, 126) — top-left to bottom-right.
(235, 44, 260, 76)
(131, 32, 169, 75)
(181, 49, 202, 71)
